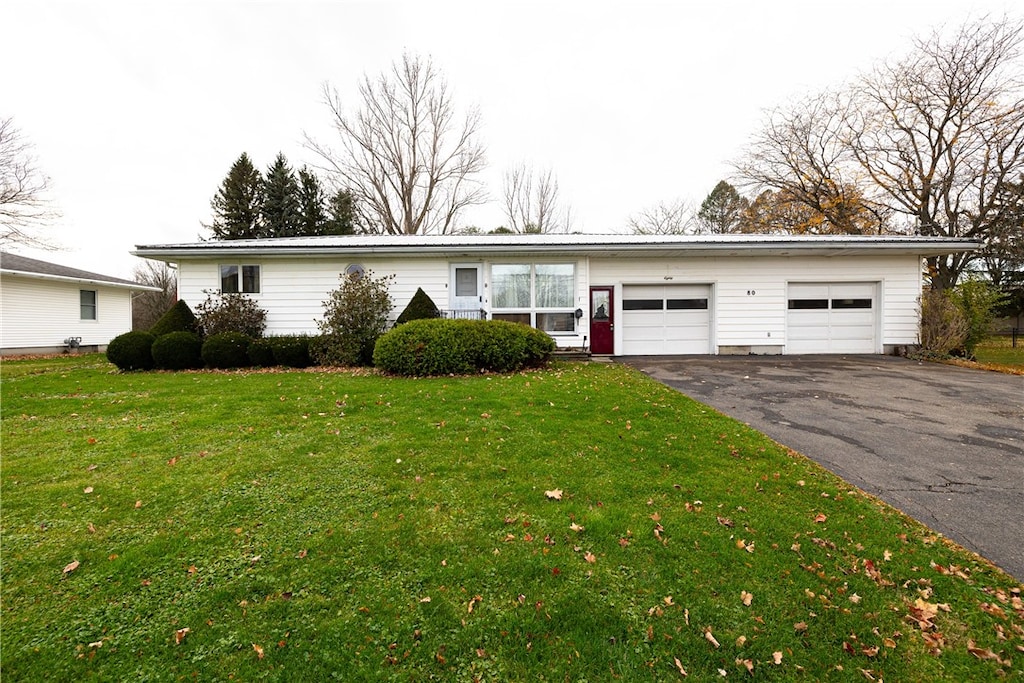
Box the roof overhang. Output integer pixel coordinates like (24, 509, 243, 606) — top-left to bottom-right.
(0, 269, 162, 292)
(133, 233, 982, 262)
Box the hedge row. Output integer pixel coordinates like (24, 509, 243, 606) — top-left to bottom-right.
(106, 332, 315, 372)
(108, 320, 557, 376)
(373, 319, 555, 376)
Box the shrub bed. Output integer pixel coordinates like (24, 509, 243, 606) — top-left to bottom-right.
(374, 319, 555, 376)
(106, 331, 156, 371)
(149, 300, 198, 336)
(270, 335, 313, 368)
(151, 331, 203, 370)
(247, 338, 277, 367)
(201, 332, 253, 369)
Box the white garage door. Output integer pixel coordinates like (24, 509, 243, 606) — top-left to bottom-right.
(621, 284, 711, 355)
(787, 283, 877, 354)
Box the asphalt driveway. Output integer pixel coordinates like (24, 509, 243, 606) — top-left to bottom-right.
(620, 355, 1024, 581)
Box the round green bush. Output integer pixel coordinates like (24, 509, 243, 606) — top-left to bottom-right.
(106, 331, 156, 371)
(248, 338, 276, 367)
(373, 319, 473, 376)
(271, 335, 313, 368)
(149, 300, 198, 337)
(374, 318, 553, 376)
(201, 332, 253, 369)
(151, 331, 203, 370)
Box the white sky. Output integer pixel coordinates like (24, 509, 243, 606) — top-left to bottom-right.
(4, 0, 1020, 279)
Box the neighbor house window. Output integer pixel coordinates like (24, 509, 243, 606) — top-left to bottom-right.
(220, 264, 261, 293)
(80, 290, 97, 320)
(491, 263, 576, 334)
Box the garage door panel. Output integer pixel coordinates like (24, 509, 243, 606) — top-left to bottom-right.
(787, 282, 876, 354)
(622, 285, 710, 355)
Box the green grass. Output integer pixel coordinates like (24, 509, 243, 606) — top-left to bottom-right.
(2, 354, 1022, 681)
(975, 335, 1024, 368)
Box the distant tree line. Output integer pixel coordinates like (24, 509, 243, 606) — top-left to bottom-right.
(207, 152, 360, 239)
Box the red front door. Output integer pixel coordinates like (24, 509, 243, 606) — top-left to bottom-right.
(589, 286, 614, 354)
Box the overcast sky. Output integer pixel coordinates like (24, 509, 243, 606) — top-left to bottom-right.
(4, 0, 1020, 278)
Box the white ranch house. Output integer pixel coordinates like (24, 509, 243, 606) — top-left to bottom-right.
(0, 251, 160, 355)
(133, 233, 977, 356)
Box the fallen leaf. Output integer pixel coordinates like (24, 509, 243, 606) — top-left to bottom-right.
(794, 621, 808, 632)
(584, 551, 596, 564)
(468, 595, 482, 613)
(62, 560, 80, 575)
(252, 643, 264, 659)
(134, 500, 142, 509)
(772, 651, 783, 664)
(87, 523, 96, 534)
(420, 596, 432, 603)
(736, 635, 747, 647)
(704, 628, 720, 649)
(83, 487, 94, 494)
(544, 489, 563, 501)
(849, 593, 862, 604)
(967, 639, 1011, 665)
(883, 549, 893, 561)
(741, 591, 753, 607)
(174, 627, 190, 645)
(673, 657, 688, 676)
(297, 549, 307, 559)
(89, 640, 103, 649)
(737, 658, 754, 674)
(813, 513, 827, 523)
(716, 516, 734, 528)
(569, 522, 585, 532)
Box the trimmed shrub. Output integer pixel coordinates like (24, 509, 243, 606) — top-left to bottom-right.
(317, 270, 393, 366)
(201, 332, 253, 369)
(373, 319, 473, 376)
(919, 289, 969, 356)
(949, 279, 1003, 358)
(247, 337, 276, 367)
(310, 333, 361, 367)
(373, 319, 556, 376)
(106, 331, 156, 371)
(196, 290, 267, 338)
(395, 287, 441, 326)
(151, 331, 203, 370)
(149, 300, 198, 337)
(271, 335, 313, 368)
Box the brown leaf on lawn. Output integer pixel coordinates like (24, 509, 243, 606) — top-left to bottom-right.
(735, 635, 747, 647)
(86, 464, 98, 471)
(813, 513, 827, 523)
(967, 639, 1011, 665)
(619, 537, 630, 547)
(741, 591, 753, 607)
(716, 516, 734, 528)
(569, 522, 585, 532)
(252, 643, 265, 659)
(651, 511, 662, 522)
(922, 631, 945, 655)
(419, 596, 431, 603)
(883, 549, 892, 561)
(584, 551, 596, 564)
(297, 549, 307, 559)
(87, 523, 96, 534)
(772, 651, 783, 664)
(468, 595, 482, 613)
(135, 500, 142, 509)
(167, 456, 178, 466)
(673, 656, 688, 676)
(794, 621, 808, 632)
(663, 595, 675, 606)
(480, 412, 491, 418)
(861, 646, 879, 657)
(704, 628, 720, 649)
(544, 489, 563, 501)
(883, 637, 897, 649)
(83, 487, 94, 494)
(980, 602, 1007, 619)
(736, 658, 754, 674)
(174, 627, 190, 645)
(849, 593, 862, 604)
(62, 560, 80, 575)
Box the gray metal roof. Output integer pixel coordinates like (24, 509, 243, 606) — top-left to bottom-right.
(133, 233, 981, 260)
(0, 251, 160, 290)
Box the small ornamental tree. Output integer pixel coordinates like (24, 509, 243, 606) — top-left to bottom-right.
(314, 270, 393, 365)
(149, 299, 198, 337)
(949, 279, 1003, 358)
(195, 290, 267, 338)
(395, 287, 441, 325)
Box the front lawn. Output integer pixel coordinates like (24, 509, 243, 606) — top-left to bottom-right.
(1, 355, 1021, 680)
(975, 335, 1024, 369)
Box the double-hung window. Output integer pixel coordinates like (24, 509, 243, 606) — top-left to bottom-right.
(491, 263, 576, 334)
(220, 264, 261, 294)
(80, 290, 97, 320)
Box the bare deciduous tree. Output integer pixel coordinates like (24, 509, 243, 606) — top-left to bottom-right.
(306, 54, 487, 235)
(132, 259, 177, 331)
(626, 199, 695, 235)
(0, 117, 58, 249)
(737, 16, 1024, 287)
(502, 163, 573, 233)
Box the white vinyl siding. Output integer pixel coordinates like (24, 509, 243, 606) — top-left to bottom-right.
(0, 275, 133, 351)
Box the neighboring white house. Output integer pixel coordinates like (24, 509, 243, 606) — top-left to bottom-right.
(0, 251, 160, 355)
(133, 233, 979, 356)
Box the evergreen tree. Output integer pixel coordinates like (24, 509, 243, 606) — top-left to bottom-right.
(261, 153, 302, 237)
(697, 181, 748, 234)
(207, 153, 263, 239)
(297, 167, 328, 236)
(324, 188, 360, 235)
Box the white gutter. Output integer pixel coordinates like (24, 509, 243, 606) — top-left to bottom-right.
(0, 269, 162, 292)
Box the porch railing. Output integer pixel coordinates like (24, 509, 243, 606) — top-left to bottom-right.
(440, 309, 488, 321)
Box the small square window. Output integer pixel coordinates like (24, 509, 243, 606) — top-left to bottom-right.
(219, 264, 260, 293)
(80, 290, 97, 320)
